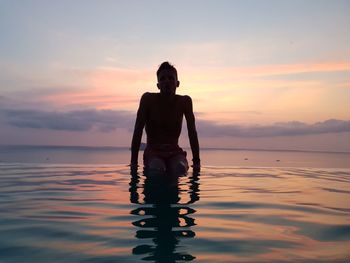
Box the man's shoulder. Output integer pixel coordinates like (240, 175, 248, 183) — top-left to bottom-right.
(141, 92, 158, 97)
(176, 94, 192, 104)
(140, 92, 157, 102)
(176, 94, 191, 100)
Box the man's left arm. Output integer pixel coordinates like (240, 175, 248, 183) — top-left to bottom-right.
(184, 96, 200, 168)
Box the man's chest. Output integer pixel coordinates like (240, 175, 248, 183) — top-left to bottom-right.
(147, 99, 184, 123)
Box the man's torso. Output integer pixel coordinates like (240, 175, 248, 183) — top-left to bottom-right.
(143, 93, 187, 146)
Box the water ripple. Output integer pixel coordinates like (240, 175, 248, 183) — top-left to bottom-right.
(0, 164, 349, 262)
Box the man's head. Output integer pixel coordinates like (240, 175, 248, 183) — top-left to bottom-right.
(156, 62, 180, 96)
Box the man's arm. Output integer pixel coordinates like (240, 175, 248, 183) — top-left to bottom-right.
(130, 93, 147, 166)
(184, 95, 200, 167)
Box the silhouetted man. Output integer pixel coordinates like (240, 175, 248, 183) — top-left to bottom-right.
(130, 62, 200, 174)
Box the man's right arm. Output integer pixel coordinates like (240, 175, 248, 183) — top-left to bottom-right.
(184, 95, 200, 168)
(130, 93, 148, 166)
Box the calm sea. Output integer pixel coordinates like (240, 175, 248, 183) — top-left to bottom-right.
(0, 145, 349, 168)
(0, 146, 350, 262)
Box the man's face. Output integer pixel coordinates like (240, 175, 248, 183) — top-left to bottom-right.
(157, 69, 179, 96)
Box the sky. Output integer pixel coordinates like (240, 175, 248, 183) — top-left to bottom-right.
(1, 0, 350, 152)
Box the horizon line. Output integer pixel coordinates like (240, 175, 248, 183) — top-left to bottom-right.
(1, 144, 349, 155)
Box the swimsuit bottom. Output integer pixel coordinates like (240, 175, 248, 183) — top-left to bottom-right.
(143, 144, 187, 164)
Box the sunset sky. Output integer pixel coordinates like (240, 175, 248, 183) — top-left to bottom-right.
(1, 0, 350, 151)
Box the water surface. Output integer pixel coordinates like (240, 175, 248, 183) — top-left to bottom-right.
(1, 145, 349, 168)
(1, 163, 350, 262)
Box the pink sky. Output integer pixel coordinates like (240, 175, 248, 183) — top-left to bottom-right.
(1, 1, 350, 151)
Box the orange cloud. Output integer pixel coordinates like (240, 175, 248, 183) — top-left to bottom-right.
(181, 61, 350, 84)
(35, 67, 156, 110)
(88, 67, 154, 91)
(41, 90, 138, 110)
(14, 61, 349, 123)
(231, 61, 350, 77)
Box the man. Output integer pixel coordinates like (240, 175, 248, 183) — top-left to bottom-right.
(130, 62, 200, 174)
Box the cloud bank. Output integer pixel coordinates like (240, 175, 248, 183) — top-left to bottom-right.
(197, 119, 350, 137)
(1, 108, 350, 137)
(1, 109, 134, 132)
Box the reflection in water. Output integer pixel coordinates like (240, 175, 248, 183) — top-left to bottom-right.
(1, 164, 350, 262)
(129, 167, 200, 262)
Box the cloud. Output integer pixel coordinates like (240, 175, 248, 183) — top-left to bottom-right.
(2, 84, 140, 111)
(181, 61, 350, 86)
(1, 106, 350, 138)
(196, 119, 350, 137)
(233, 61, 350, 77)
(1, 108, 135, 132)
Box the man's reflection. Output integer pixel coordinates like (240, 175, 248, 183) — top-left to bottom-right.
(129, 167, 200, 262)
